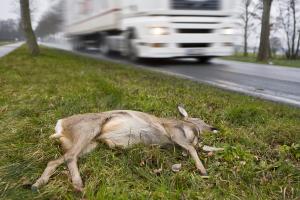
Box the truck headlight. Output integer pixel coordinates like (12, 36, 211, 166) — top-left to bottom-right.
(149, 27, 170, 35)
(223, 27, 234, 35)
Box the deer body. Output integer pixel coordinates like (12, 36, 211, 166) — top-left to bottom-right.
(32, 107, 216, 192)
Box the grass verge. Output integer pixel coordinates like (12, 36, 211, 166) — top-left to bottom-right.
(0, 41, 13, 46)
(0, 46, 299, 199)
(224, 53, 300, 68)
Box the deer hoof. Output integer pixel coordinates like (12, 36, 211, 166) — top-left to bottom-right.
(201, 173, 209, 179)
(74, 186, 84, 193)
(73, 182, 84, 193)
(31, 185, 39, 193)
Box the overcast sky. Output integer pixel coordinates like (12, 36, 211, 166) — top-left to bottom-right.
(0, 0, 51, 26)
(0, 0, 297, 48)
(0, 0, 263, 46)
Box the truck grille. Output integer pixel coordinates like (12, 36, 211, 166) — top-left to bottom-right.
(171, 0, 220, 10)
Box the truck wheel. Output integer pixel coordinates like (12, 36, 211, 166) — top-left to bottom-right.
(71, 37, 83, 51)
(195, 57, 211, 64)
(127, 39, 140, 62)
(124, 30, 141, 62)
(71, 42, 77, 51)
(99, 33, 110, 55)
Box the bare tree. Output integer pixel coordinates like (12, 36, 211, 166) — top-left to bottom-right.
(35, 1, 63, 38)
(0, 19, 23, 41)
(270, 36, 282, 56)
(257, 0, 273, 62)
(238, 0, 262, 56)
(278, 0, 299, 59)
(241, 0, 251, 56)
(296, 30, 300, 57)
(19, 0, 39, 56)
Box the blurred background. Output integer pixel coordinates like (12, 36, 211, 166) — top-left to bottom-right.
(0, 0, 299, 60)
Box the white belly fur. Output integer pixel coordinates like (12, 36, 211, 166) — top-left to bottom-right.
(99, 115, 171, 147)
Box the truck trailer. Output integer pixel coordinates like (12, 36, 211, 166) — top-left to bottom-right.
(65, 0, 236, 62)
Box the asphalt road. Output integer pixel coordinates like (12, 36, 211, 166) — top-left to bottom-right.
(41, 43, 300, 107)
(0, 42, 24, 57)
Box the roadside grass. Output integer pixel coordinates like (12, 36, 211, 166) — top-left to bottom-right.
(0, 41, 13, 46)
(0, 46, 299, 199)
(224, 53, 300, 68)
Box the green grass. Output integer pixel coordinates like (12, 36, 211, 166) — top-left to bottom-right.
(0, 46, 299, 200)
(224, 53, 300, 68)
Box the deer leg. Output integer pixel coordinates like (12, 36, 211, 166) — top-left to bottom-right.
(79, 142, 98, 157)
(102, 138, 121, 149)
(31, 156, 65, 191)
(65, 156, 83, 192)
(186, 145, 208, 176)
(172, 136, 207, 175)
(63, 134, 97, 192)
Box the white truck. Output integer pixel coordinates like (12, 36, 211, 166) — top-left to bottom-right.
(65, 0, 236, 62)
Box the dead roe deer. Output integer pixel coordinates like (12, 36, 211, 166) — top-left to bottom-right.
(32, 106, 218, 192)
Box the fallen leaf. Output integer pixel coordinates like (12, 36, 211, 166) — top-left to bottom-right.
(207, 152, 214, 157)
(240, 161, 246, 166)
(172, 164, 182, 172)
(153, 167, 163, 174)
(202, 145, 224, 152)
(140, 160, 145, 167)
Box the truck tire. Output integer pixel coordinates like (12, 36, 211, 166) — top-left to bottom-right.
(195, 57, 211, 64)
(71, 42, 78, 51)
(71, 37, 84, 51)
(127, 39, 139, 62)
(99, 33, 110, 55)
(124, 29, 141, 62)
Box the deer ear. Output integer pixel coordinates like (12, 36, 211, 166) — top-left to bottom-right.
(178, 105, 188, 119)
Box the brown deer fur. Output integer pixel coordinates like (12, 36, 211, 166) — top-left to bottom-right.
(32, 106, 217, 192)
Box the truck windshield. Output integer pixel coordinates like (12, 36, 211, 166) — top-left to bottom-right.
(171, 0, 220, 10)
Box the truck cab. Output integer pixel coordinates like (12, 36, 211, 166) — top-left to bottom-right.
(65, 0, 237, 62)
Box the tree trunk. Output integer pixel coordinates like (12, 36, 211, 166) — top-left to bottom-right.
(291, 0, 297, 58)
(20, 0, 39, 56)
(285, 28, 291, 58)
(257, 0, 272, 62)
(279, 4, 291, 58)
(244, 25, 248, 56)
(296, 31, 300, 58)
(243, 1, 249, 57)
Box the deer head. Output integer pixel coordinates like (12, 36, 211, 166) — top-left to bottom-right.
(177, 105, 218, 134)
